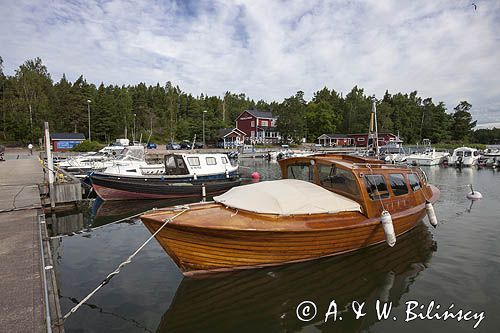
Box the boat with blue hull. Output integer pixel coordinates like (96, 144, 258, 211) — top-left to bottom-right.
(90, 153, 240, 200)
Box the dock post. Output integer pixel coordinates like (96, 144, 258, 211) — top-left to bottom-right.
(44, 122, 56, 209)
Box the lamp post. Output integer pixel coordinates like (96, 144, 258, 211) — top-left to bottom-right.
(87, 99, 91, 141)
(202, 110, 207, 148)
(133, 113, 137, 143)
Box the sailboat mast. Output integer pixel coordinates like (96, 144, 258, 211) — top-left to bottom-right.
(373, 99, 379, 158)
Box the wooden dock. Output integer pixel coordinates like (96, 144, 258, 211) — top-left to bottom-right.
(0, 151, 63, 332)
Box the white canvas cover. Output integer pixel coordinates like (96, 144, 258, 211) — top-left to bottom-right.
(214, 179, 362, 215)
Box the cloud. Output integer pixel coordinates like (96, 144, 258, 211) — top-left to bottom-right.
(1, 0, 499, 123)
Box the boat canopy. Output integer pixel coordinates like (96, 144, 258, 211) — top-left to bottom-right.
(214, 179, 362, 216)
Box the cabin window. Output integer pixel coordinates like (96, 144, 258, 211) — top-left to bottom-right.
(287, 163, 313, 182)
(388, 174, 409, 196)
(473, 151, 479, 156)
(221, 157, 228, 164)
(206, 157, 217, 165)
(318, 164, 359, 196)
(364, 175, 390, 200)
(456, 151, 464, 157)
(187, 157, 200, 166)
(464, 151, 472, 157)
(408, 173, 422, 191)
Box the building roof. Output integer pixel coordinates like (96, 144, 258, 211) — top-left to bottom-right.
(245, 109, 275, 119)
(318, 133, 349, 139)
(51, 133, 86, 140)
(218, 128, 246, 138)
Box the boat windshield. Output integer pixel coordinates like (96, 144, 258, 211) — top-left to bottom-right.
(318, 164, 359, 196)
(464, 151, 472, 157)
(456, 151, 464, 157)
(287, 163, 314, 182)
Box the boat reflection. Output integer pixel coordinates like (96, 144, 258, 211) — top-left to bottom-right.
(90, 196, 204, 227)
(157, 222, 436, 333)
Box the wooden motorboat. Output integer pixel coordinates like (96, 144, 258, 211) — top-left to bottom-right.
(157, 223, 435, 332)
(140, 154, 440, 276)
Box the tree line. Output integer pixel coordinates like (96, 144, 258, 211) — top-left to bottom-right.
(0, 56, 496, 145)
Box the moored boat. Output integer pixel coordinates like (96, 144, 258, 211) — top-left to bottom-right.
(449, 147, 480, 167)
(140, 154, 440, 276)
(90, 153, 240, 200)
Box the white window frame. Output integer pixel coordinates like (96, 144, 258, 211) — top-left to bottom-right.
(358, 137, 365, 142)
(187, 157, 200, 166)
(251, 120, 255, 127)
(206, 157, 217, 165)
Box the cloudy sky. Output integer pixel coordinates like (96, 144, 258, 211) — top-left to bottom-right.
(1, 0, 498, 124)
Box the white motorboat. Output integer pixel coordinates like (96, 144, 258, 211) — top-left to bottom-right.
(100, 153, 237, 178)
(406, 149, 449, 166)
(384, 153, 408, 164)
(449, 147, 480, 167)
(60, 145, 147, 177)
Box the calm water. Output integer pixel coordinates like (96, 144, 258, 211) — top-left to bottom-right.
(49, 160, 500, 332)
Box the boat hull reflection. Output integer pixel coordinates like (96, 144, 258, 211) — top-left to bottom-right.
(157, 222, 436, 333)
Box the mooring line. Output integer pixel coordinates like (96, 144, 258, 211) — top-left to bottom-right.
(61, 207, 189, 322)
(60, 294, 153, 332)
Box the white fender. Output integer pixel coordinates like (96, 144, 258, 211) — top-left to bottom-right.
(425, 201, 438, 227)
(201, 184, 206, 199)
(381, 210, 396, 247)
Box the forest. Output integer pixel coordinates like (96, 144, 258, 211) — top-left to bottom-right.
(0, 56, 496, 145)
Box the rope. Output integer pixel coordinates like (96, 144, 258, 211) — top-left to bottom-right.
(61, 207, 189, 321)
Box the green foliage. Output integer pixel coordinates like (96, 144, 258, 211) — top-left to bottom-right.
(451, 101, 476, 142)
(276, 91, 307, 143)
(0, 57, 481, 146)
(71, 140, 104, 152)
(433, 143, 486, 151)
(472, 128, 500, 144)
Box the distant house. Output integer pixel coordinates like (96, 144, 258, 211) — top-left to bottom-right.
(348, 133, 399, 147)
(235, 109, 280, 144)
(50, 133, 85, 151)
(317, 132, 401, 147)
(317, 134, 354, 147)
(217, 128, 246, 148)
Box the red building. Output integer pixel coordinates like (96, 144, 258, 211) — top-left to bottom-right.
(317, 132, 401, 147)
(317, 134, 353, 147)
(235, 109, 280, 144)
(348, 133, 399, 147)
(217, 128, 246, 148)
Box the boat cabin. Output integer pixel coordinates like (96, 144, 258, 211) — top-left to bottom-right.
(279, 154, 431, 218)
(164, 153, 238, 178)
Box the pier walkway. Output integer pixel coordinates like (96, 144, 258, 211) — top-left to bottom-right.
(0, 152, 53, 332)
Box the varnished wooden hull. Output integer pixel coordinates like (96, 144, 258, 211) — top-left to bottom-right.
(140, 185, 439, 276)
(157, 222, 436, 332)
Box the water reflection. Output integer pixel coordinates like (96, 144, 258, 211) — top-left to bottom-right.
(90, 197, 202, 227)
(158, 222, 436, 333)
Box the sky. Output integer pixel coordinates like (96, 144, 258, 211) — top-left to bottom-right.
(0, 0, 499, 124)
